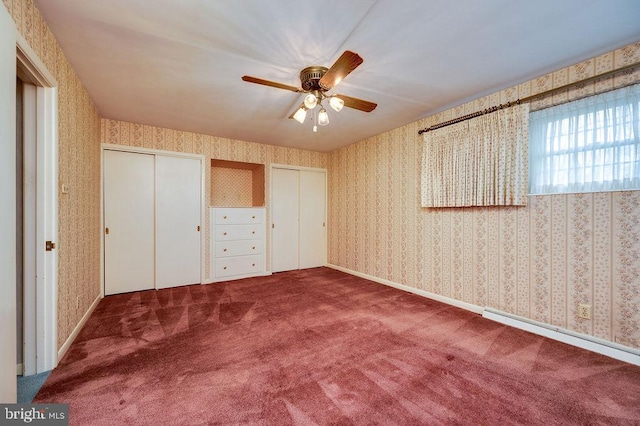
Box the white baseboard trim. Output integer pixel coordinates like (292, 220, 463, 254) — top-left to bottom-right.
(204, 272, 272, 285)
(326, 264, 483, 315)
(16, 363, 23, 376)
(483, 308, 640, 366)
(57, 294, 102, 362)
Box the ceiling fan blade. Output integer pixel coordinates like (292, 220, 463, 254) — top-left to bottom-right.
(335, 94, 377, 112)
(318, 51, 363, 91)
(242, 75, 302, 93)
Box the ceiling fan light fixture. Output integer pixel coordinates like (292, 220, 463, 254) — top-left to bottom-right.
(329, 96, 344, 112)
(242, 51, 377, 132)
(293, 107, 307, 124)
(318, 107, 329, 126)
(304, 93, 318, 109)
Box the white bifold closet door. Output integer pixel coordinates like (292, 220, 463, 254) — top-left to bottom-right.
(271, 168, 299, 273)
(104, 150, 201, 295)
(155, 155, 201, 289)
(271, 167, 326, 273)
(104, 150, 155, 295)
(298, 170, 326, 269)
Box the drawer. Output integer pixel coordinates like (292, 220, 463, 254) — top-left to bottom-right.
(215, 240, 262, 257)
(215, 224, 263, 241)
(215, 208, 264, 225)
(215, 255, 263, 278)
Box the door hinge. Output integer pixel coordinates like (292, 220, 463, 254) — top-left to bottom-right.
(197, 225, 200, 232)
(45, 241, 56, 251)
(105, 227, 110, 235)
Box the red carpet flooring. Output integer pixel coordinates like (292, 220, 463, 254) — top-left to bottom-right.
(35, 268, 640, 425)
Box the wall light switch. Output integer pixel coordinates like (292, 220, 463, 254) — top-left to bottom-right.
(61, 184, 69, 194)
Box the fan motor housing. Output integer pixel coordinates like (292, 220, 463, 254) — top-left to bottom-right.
(300, 66, 328, 92)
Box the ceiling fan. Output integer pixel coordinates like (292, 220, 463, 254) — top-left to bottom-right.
(242, 50, 377, 131)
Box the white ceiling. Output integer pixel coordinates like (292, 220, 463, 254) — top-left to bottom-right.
(34, 0, 640, 152)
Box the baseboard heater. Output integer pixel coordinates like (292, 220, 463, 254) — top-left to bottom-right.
(483, 308, 640, 367)
(328, 264, 640, 367)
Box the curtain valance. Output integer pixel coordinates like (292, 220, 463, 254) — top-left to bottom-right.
(421, 103, 529, 207)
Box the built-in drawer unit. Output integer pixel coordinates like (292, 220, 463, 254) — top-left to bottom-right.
(210, 207, 266, 282)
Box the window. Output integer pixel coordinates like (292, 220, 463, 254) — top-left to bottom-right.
(529, 83, 640, 194)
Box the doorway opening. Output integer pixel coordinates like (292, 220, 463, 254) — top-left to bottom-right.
(15, 38, 59, 382)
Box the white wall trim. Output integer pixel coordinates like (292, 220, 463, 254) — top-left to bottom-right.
(15, 27, 59, 376)
(270, 163, 327, 173)
(101, 143, 205, 160)
(38, 85, 58, 373)
(203, 271, 272, 285)
(16, 33, 56, 87)
(57, 295, 101, 362)
(483, 308, 640, 366)
(326, 264, 484, 314)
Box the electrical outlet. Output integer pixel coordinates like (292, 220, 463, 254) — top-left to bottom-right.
(578, 303, 591, 319)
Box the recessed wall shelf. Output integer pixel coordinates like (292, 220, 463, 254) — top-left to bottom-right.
(211, 159, 265, 207)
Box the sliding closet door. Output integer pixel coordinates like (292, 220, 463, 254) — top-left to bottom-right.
(155, 156, 201, 289)
(104, 150, 155, 295)
(299, 170, 326, 269)
(271, 167, 299, 272)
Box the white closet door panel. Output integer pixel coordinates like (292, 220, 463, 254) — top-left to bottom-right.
(271, 168, 299, 272)
(104, 150, 155, 295)
(299, 170, 326, 268)
(155, 155, 201, 289)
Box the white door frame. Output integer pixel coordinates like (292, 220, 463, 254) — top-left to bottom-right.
(1, 2, 18, 402)
(100, 144, 206, 293)
(269, 163, 328, 272)
(17, 34, 59, 375)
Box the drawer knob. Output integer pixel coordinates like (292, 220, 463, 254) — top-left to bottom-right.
(223, 232, 227, 236)
(252, 263, 255, 267)
(223, 248, 227, 252)
(252, 246, 255, 250)
(223, 215, 227, 219)
(252, 215, 256, 219)
(223, 266, 227, 270)
(252, 231, 255, 234)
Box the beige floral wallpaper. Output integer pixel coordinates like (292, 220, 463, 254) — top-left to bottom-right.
(101, 119, 328, 279)
(211, 167, 254, 207)
(4, 0, 102, 349)
(328, 42, 640, 349)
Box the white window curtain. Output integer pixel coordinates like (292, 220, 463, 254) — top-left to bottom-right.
(529, 83, 640, 194)
(421, 103, 529, 208)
